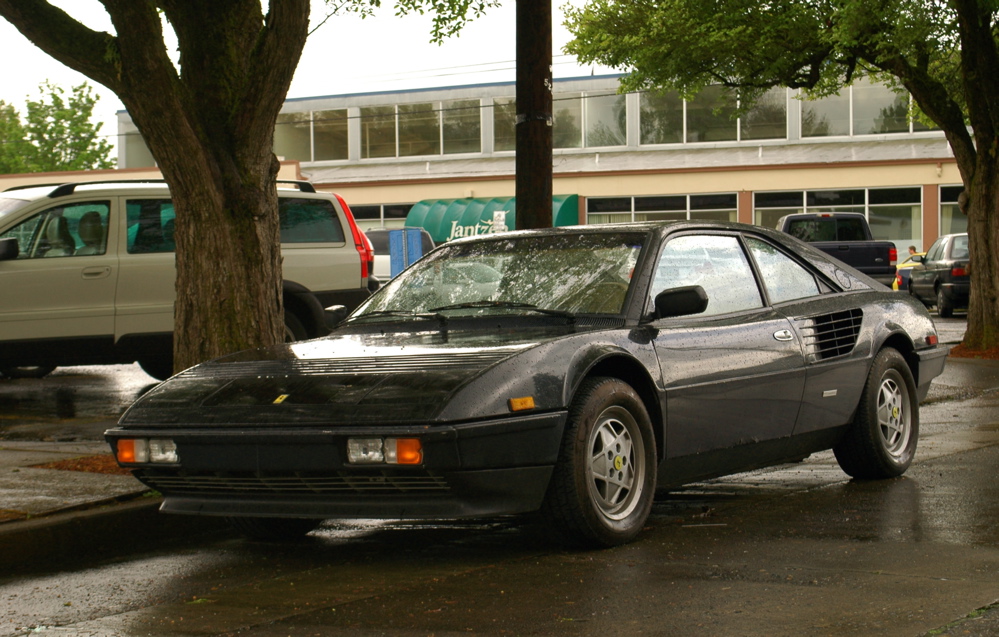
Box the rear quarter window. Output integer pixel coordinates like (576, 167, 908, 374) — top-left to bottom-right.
(279, 198, 345, 243)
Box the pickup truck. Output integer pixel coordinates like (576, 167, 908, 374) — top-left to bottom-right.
(776, 212, 897, 287)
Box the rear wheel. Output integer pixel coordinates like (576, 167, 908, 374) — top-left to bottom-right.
(541, 377, 656, 548)
(834, 348, 918, 479)
(0, 366, 56, 379)
(284, 310, 308, 342)
(936, 287, 954, 318)
(226, 517, 322, 541)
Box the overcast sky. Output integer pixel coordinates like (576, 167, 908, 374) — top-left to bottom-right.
(0, 1, 615, 149)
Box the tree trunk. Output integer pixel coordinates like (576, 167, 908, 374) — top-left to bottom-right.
(962, 153, 999, 350)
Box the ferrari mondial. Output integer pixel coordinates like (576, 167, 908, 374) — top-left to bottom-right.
(107, 221, 948, 547)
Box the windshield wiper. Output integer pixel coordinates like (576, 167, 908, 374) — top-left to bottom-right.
(429, 301, 575, 321)
(346, 309, 446, 325)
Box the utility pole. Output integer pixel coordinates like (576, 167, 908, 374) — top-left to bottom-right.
(515, 0, 553, 230)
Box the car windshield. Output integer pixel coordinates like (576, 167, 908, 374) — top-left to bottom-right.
(352, 231, 646, 319)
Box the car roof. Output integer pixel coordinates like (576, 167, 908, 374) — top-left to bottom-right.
(0, 180, 326, 202)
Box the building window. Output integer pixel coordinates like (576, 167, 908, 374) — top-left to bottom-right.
(398, 103, 440, 157)
(554, 93, 583, 149)
(313, 109, 348, 161)
(801, 91, 851, 137)
(940, 185, 967, 235)
(741, 87, 787, 141)
(493, 98, 516, 152)
(853, 78, 909, 135)
(351, 203, 415, 231)
(585, 92, 626, 147)
(360, 106, 396, 159)
(443, 99, 481, 154)
(755, 187, 923, 250)
(586, 193, 737, 225)
(274, 112, 312, 161)
(639, 90, 684, 145)
(686, 86, 737, 142)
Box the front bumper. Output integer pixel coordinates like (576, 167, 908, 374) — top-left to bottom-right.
(106, 410, 567, 520)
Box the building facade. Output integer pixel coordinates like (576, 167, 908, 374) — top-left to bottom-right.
(116, 74, 966, 251)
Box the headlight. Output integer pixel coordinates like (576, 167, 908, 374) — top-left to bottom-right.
(116, 438, 179, 464)
(347, 437, 422, 465)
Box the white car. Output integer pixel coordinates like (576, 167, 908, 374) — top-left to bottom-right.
(0, 180, 373, 379)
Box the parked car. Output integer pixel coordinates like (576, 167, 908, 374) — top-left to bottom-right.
(908, 233, 970, 318)
(0, 180, 373, 380)
(893, 252, 925, 291)
(364, 227, 435, 279)
(776, 212, 898, 287)
(106, 221, 948, 548)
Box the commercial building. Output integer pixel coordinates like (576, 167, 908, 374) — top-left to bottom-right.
(115, 74, 965, 250)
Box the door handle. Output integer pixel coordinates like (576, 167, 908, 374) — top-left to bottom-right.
(773, 329, 794, 342)
(81, 266, 111, 280)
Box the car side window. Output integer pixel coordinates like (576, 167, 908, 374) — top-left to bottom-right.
(745, 237, 821, 304)
(0, 202, 110, 258)
(951, 235, 969, 260)
(279, 198, 345, 243)
(651, 234, 763, 316)
(126, 199, 175, 254)
(924, 239, 943, 262)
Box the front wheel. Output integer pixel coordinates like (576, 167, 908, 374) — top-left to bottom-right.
(834, 348, 918, 479)
(541, 377, 656, 548)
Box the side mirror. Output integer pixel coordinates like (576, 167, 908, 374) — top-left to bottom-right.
(0, 237, 19, 261)
(323, 304, 348, 329)
(654, 285, 709, 319)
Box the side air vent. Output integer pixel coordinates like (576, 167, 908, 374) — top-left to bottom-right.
(795, 308, 863, 363)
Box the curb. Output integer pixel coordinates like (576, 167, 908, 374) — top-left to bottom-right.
(0, 497, 231, 573)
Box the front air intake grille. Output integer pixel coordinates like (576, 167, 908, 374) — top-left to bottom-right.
(795, 308, 863, 363)
(139, 470, 450, 496)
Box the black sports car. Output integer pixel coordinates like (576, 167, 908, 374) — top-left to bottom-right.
(107, 221, 948, 547)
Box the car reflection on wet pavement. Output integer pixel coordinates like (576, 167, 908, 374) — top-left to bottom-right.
(0, 364, 158, 441)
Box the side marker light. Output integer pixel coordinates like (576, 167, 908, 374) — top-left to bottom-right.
(508, 396, 536, 412)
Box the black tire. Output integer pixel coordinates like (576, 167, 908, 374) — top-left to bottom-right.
(0, 366, 56, 379)
(834, 348, 918, 479)
(936, 287, 953, 318)
(226, 517, 322, 541)
(284, 310, 308, 342)
(138, 358, 174, 381)
(540, 377, 656, 548)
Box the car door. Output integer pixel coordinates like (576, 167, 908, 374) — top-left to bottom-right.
(0, 199, 117, 345)
(649, 233, 806, 459)
(909, 237, 944, 299)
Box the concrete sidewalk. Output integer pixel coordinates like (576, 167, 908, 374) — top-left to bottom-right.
(2, 349, 997, 571)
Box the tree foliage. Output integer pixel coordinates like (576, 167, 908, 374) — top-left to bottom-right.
(565, 0, 999, 350)
(0, 82, 114, 174)
(0, 0, 491, 373)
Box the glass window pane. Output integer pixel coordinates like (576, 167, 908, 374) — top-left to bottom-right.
(652, 235, 762, 316)
(869, 187, 920, 205)
(801, 91, 850, 137)
(313, 109, 348, 161)
(384, 204, 413, 219)
(443, 99, 480, 154)
(853, 78, 908, 135)
(807, 189, 865, 207)
(691, 193, 737, 210)
(640, 91, 683, 145)
(351, 205, 380, 220)
(755, 208, 800, 228)
(587, 197, 632, 213)
(493, 98, 516, 152)
(747, 237, 820, 303)
(686, 86, 737, 142)
(941, 186, 963, 203)
(689, 209, 737, 222)
(360, 106, 396, 158)
(741, 88, 787, 140)
(398, 103, 440, 157)
(553, 93, 582, 149)
(869, 204, 921, 246)
(637, 211, 687, 222)
(585, 92, 626, 147)
(274, 112, 311, 161)
(635, 196, 686, 212)
(126, 199, 175, 254)
(755, 191, 804, 209)
(278, 198, 345, 243)
(587, 213, 632, 225)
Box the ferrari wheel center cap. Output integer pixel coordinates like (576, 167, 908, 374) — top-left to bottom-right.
(613, 455, 625, 471)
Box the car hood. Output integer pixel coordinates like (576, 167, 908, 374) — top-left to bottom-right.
(118, 326, 573, 428)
